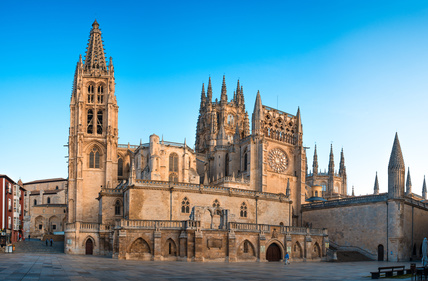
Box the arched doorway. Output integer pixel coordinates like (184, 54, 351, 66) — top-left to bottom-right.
(85, 239, 93, 255)
(378, 244, 384, 261)
(266, 243, 282, 262)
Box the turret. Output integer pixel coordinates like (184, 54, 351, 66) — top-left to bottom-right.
(406, 167, 412, 195)
(328, 144, 334, 175)
(374, 172, 379, 195)
(295, 107, 303, 145)
(423, 176, 427, 200)
(220, 75, 227, 104)
(388, 133, 405, 199)
(312, 144, 318, 176)
(252, 91, 263, 136)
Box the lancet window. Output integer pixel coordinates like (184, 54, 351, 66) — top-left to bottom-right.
(181, 197, 190, 213)
(87, 109, 94, 134)
(225, 153, 229, 177)
(169, 153, 178, 182)
(89, 147, 100, 168)
(97, 85, 104, 104)
(240, 202, 247, 217)
(115, 200, 121, 215)
(118, 157, 123, 177)
(97, 110, 103, 134)
(87, 85, 94, 103)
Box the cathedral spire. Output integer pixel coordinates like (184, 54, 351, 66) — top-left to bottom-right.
(388, 133, 405, 198)
(200, 83, 206, 109)
(296, 107, 302, 133)
(339, 148, 346, 176)
(220, 75, 227, 103)
(312, 144, 318, 176)
(207, 77, 213, 102)
(423, 176, 427, 200)
(252, 91, 263, 136)
(328, 144, 334, 175)
(84, 20, 107, 73)
(374, 172, 379, 195)
(406, 167, 412, 195)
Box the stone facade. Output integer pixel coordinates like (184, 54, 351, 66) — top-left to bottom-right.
(302, 134, 428, 262)
(23, 178, 67, 239)
(64, 21, 328, 261)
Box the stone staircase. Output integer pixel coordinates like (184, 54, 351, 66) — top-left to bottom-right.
(12, 239, 64, 253)
(329, 244, 373, 262)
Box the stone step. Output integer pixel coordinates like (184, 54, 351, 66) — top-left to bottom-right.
(12, 240, 64, 253)
(336, 251, 373, 262)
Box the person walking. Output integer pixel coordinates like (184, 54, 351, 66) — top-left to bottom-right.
(45, 239, 48, 246)
(50, 238, 53, 247)
(284, 252, 290, 265)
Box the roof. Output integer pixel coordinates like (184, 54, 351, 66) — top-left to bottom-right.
(23, 178, 67, 185)
(0, 174, 16, 184)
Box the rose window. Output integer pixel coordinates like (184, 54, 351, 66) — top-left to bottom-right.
(268, 148, 288, 173)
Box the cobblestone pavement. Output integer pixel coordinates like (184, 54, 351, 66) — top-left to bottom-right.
(0, 253, 418, 280)
(13, 240, 64, 254)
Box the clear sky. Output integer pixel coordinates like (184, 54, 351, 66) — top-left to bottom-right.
(1, 0, 428, 196)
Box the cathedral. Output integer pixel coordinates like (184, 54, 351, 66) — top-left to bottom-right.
(64, 20, 329, 261)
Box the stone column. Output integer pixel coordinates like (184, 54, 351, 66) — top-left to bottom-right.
(258, 231, 266, 262)
(194, 229, 204, 262)
(227, 229, 236, 262)
(179, 231, 187, 259)
(153, 229, 162, 261)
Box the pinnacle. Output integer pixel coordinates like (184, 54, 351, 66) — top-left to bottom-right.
(388, 133, 405, 169)
(84, 20, 107, 73)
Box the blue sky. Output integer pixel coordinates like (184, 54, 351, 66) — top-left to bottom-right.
(1, 1, 428, 196)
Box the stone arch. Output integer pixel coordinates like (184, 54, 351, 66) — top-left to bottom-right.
(312, 242, 321, 258)
(128, 237, 151, 255)
(164, 238, 177, 257)
(266, 239, 284, 262)
(49, 215, 61, 233)
(34, 215, 44, 234)
(82, 235, 96, 247)
(114, 199, 123, 216)
(237, 239, 256, 260)
(83, 141, 106, 155)
(293, 241, 303, 258)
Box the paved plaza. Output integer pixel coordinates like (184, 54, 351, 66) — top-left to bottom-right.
(0, 253, 420, 280)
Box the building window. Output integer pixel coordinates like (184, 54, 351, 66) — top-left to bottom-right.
(8, 199, 11, 211)
(169, 153, 179, 182)
(56, 186, 58, 190)
(8, 217, 11, 229)
(227, 114, 234, 125)
(115, 200, 121, 215)
(97, 85, 104, 104)
(39, 224, 42, 230)
(244, 241, 249, 253)
(212, 199, 220, 208)
(97, 110, 103, 134)
(89, 147, 100, 168)
(225, 153, 229, 177)
(244, 151, 248, 171)
(181, 197, 190, 213)
(87, 109, 94, 134)
(118, 157, 123, 177)
(34, 199, 37, 206)
(87, 85, 94, 103)
(240, 202, 247, 217)
(52, 224, 56, 230)
(47, 197, 51, 204)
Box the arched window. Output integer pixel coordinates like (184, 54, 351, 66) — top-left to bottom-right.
(315, 191, 318, 197)
(244, 241, 249, 253)
(240, 202, 247, 217)
(34, 199, 37, 206)
(181, 197, 190, 213)
(227, 114, 234, 125)
(97, 85, 104, 104)
(97, 110, 103, 134)
(118, 157, 123, 177)
(225, 153, 229, 177)
(115, 200, 121, 215)
(55, 186, 58, 190)
(87, 109, 93, 134)
(47, 197, 51, 204)
(89, 147, 100, 168)
(87, 85, 94, 103)
(169, 153, 179, 182)
(212, 199, 220, 208)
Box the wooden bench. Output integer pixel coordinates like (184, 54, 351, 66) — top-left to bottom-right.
(371, 266, 405, 279)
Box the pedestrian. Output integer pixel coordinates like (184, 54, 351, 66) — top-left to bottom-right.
(28, 234, 31, 241)
(45, 239, 48, 246)
(284, 252, 290, 265)
(50, 238, 53, 246)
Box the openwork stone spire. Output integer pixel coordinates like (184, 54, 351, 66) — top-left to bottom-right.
(328, 144, 334, 175)
(84, 20, 107, 73)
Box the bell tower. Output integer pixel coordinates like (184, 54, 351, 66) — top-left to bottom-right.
(68, 20, 118, 224)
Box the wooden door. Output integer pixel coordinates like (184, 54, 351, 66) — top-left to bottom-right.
(266, 243, 281, 262)
(85, 239, 93, 255)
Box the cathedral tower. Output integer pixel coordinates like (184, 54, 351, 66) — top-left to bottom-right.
(68, 20, 118, 225)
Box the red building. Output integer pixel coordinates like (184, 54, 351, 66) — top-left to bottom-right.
(0, 175, 25, 244)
